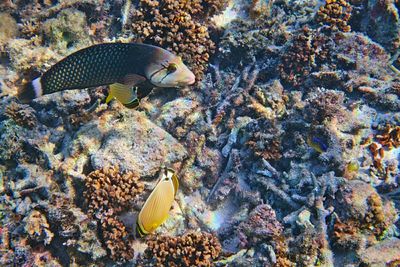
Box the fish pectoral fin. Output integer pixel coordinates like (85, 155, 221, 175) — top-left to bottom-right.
(109, 83, 138, 106)
(122, 74, 147, 88)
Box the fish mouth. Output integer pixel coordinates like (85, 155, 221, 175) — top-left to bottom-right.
(185, 74, 196, 85)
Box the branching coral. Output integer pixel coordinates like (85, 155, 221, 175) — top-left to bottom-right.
(99, 209, 134, 261)
(131, 0, 228, 79)
(84, 166, 144, 261)
(143, 231, 222, 267)
(84, 166, 144, 215)
(317, 0, 352, 32)
(5, 101, 38, 129)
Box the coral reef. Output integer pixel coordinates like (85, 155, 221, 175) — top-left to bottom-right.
(84, 166, 144, 261)
(0, 0, 399, 265)
(5, 101, 38, 129)
(317, 0, 352, 32)
(332, 180, 398, 250)
(236, 204, 292, 266)
(142, 231, 222, 267)
(0, 12, 18, 51)
(131, 0, 228, 79)
(84, 166, 144, 214)
(42, 8, 92, 53)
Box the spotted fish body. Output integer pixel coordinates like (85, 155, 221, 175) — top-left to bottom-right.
(18, 43, 195, 106)
(42, 44, 140, 94)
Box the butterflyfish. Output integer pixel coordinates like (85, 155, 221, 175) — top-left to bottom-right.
(136, 167, 179, 237)
(18, 43, 195, 108)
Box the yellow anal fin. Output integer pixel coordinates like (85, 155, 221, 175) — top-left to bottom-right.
(123, 98, 140, 109)
(109, 83, 138, 107)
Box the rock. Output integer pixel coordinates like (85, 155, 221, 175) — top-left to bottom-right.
(360, 238, 400, 266)
(90, 110, 187, 177)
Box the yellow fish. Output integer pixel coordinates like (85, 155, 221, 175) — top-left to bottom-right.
(136, 167, 179, 236)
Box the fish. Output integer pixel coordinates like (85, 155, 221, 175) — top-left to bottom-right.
(307, 136, 328, 153)
(18, 43, 196, 108)
(136, 167, 179, 237)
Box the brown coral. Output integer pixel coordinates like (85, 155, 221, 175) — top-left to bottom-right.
(246, 120, 282, 161)
(317, 0, 352, 32)
(5, 101, 38, 129)
(143, 231, 222, 267)
(84, 166, 144, 261)
(279, 28, 332, 87)
(100, 209, 135, 261)
(84, 166, 144, 215)
(375, 124, 400, 149)
(131, 0, 228, 80)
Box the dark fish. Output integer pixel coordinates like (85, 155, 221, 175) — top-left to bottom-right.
(18, 43, 195, 108)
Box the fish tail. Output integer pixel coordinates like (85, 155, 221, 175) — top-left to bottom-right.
(17, 77, 43, 103)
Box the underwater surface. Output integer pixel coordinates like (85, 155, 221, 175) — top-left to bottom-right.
(1, 0, 400, 266)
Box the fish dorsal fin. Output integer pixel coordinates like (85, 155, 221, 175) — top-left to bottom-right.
(166, 168, 179, 196)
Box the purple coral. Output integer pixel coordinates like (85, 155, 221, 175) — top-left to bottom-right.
(237, 204, 283, 248)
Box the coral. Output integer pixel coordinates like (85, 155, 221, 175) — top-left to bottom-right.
(142, 231, 222, 267)
(316, 0, 352, 32)
(237, 204, 283, 248)
(46, 194, 107, 262)
(84, 166, 144, 215)
(245, 120, 282, 161)
(84, 166, 143, 261)
(237, 204, 292, 266)
(131, 0, 228, 79)
(279, 27, 332, 87)
(359, 0, 400, 52)
(24, 210, 53, 245)
(5, 101, 38, 129)
(0, 12, 18, 51)
(99, 209, 134, 261)
(375, 124, 400, 149)
(42, 8, 92, 53)
(304, 90, 348, 124)
(332, 180, 398, 249)
(7, 38, 61, 73)
(0, 120, 26, 164)
(85, 110, 187, 177)
(360, 238, 400, 266)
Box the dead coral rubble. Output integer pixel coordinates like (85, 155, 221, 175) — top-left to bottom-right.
(142, 231, 222, 267)
(131, 0, 228, 80)
(237, 204, 292, 266)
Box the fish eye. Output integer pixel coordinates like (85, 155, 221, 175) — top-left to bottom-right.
(167, 63, 178, 74)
